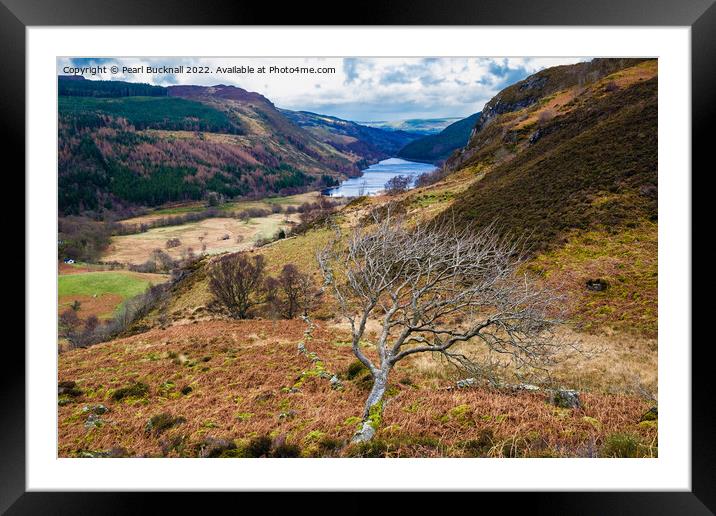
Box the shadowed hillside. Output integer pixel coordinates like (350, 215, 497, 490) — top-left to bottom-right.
(280, 110, 421, 163)
(397, 112, 481, 162)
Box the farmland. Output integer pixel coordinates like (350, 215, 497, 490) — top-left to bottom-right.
(104, 192, 320, 265)
(58, 268, 169, 320)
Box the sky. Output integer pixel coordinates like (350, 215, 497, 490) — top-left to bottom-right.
(57, 57, 588, 122)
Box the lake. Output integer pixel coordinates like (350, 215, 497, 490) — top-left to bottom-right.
(324, 158, 436, 197)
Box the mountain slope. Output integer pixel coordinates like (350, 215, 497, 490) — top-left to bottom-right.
(280, 110, 421, 163)
(397, 112, 481, 162)
(427, 58, 658, 337)
(446, 59, 656, 250)
(58, 79, 386, 216)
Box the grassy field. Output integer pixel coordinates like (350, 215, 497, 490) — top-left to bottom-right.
(104, 214, 298, 265)
(58, 270, 169, 320)
(106, 192, 321, 266)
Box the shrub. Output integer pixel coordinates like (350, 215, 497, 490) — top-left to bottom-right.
(345, 439, 390, 458)
(599, 433, 645, 458)
(145, 413, 186, 436)
(244, 435, 272, 458)
(112, 382, 149, 401)
(345, 359, 369, 380)
(270, 443, 301, 458)
(462, 429, 495, 457)
(166, 238, 181, 249)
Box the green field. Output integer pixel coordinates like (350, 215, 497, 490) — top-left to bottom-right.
(58, 271, 167, 301)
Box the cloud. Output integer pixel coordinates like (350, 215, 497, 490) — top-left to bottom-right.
(57, 56, 588, 121)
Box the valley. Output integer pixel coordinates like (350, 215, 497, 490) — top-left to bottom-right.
(56, 57, 659, 458)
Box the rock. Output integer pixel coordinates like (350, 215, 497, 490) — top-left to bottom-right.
(639, 406, 658, 422)
(515, 383, 540, 391)
(549, 389, 581, 409)
(297, 342, 307, 355)
(278, 410, 298, 421)
(456, 377, 478, 389)
(107, 447, 129, 458)
(77, 450, 109, 458)
(197, 437, 235, 458)
(82, 404, 108, 415)
(529, 128, 542, 144)
(84, 413, 103, 429)
(330, 375, 344, 390)
(586, 278, 609, 292)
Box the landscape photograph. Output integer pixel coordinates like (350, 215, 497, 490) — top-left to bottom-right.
(56, 56, 658, 459)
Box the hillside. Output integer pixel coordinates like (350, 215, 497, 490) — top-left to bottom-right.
(280, 110, 421, 163)
(58, 78, 400, 216)
(397, 112, 481, 162)
(406, 58, 658, 337)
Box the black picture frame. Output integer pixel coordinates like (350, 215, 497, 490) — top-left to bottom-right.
(5, 0, 711, 513)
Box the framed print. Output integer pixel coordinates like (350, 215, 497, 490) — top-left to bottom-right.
(6, 0, 712, 513)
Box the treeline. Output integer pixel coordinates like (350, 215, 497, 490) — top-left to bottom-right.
(58, 117, 338, 216)
(59, 96, 241, 134)
(58, 76, 167, 97)
(121, 197, 341, 237)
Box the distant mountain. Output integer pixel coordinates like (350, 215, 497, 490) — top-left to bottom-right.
(280, 110, 421, 162)
(357, 118, 462, 135)
(57, 78, 401, 216)
(396, 112, 481, 163)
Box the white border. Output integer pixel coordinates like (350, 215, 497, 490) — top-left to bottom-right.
(27, 27, 691, 491)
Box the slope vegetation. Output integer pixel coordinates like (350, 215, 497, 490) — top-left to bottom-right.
(58, 78, 398, 216)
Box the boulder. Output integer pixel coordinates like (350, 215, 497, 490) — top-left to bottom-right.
(456, 377, 478, 389)
(84, 413, 103, 429)
(82, 404, 108, 415)
(586, 278, 609, 292)
(549, 389, 582, 409)
(330, 375, 344, 390)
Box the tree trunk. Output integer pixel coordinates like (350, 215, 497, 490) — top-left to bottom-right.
(352, 368, 390, 443)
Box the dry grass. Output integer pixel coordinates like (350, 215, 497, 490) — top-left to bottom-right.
(405, 325, 656, 397)
(58, 319, 656, 458)
(103, 214, 298, 265)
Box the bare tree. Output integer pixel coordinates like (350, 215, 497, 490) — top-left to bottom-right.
(208, 253, 267, 319)
(266, 264, 318, 319)
(318, 212, 567, 442)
